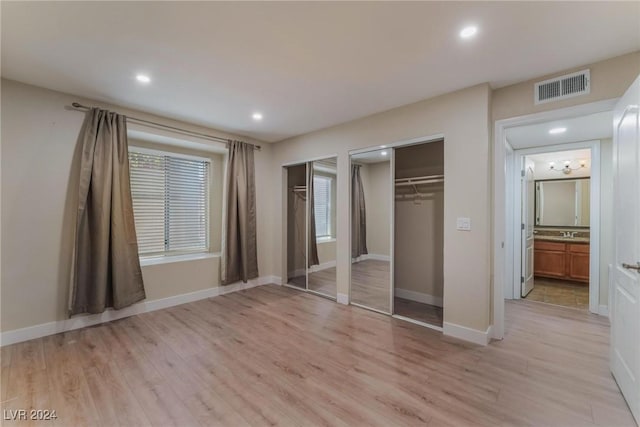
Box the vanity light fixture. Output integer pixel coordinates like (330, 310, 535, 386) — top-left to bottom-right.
(550, 159, 587, 175)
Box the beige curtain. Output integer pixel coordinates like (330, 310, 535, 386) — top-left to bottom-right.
(222, 141, 259, 284)
(307, 162, 320, 267)
(69, 108, 145, 315)
(351, 164, 368, 258)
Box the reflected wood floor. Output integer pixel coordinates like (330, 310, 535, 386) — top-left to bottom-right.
(308, 267, 337, 298)
(351, 259, 391, 312)
(0, 285, 634, 426)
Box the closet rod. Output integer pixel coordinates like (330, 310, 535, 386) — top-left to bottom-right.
(395, 174, 444, 183)
(395, 178, 444, 187)
(68, 102, 261, 151)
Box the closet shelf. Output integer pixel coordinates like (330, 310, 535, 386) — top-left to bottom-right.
(394, 174, 444, 187)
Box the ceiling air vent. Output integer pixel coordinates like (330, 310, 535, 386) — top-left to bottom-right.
(534, 69, 590, 105)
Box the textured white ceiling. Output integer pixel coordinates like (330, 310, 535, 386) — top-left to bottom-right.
(2, 2, 638, 142)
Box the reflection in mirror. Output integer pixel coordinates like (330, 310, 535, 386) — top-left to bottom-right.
(535, 178, 590, 227)
(307, 158, 338, 298)
(286, 163, 307, 288)
(350, 149, 391, 313)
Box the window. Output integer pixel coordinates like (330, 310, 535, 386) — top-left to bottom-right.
(314, 175, 334, 239)
(129, 148, 210, 257)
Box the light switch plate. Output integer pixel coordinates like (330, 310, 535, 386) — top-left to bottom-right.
(456, 217, 471, 231)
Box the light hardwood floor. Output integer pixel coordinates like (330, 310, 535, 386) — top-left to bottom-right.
(351, 259, 391, 312)
(0, 285, 634, 426)
(307, 268, 337, 298)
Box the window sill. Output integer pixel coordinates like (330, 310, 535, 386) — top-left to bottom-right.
(316, 237, 336, 244)
(140, 252, 220, 267)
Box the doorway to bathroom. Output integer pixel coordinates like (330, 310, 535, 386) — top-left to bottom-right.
(520, 148, 593, 310)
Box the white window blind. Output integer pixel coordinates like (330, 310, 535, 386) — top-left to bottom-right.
(129, 149, 210, 257)
(313, 175, 333, 238)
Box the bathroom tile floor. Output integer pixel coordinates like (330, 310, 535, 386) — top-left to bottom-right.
(525, 277, 589, 310)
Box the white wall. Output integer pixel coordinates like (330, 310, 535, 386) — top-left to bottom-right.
(270, 83, 492, 333)
(394, 193, 444, 299)
(363, 161, 391, 257)
(0, 79, 274, 333)
(316, 240, 336, 265)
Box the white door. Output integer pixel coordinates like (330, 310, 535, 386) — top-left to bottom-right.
(521, 164, 535, 297)
(611, 75, 640, 424)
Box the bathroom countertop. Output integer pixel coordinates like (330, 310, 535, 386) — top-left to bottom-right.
(534, 235, 590, 244)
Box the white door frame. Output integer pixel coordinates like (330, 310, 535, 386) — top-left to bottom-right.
(492, 99, 617, 340)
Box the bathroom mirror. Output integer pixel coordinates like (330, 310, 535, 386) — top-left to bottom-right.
(350, 149, 392, 313)
(535, 178, 590, 227)
(307, 158, 337, 298)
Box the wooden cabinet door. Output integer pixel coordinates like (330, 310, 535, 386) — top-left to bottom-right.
(567, 243, 590, 283)
(534, 241, 566, 278)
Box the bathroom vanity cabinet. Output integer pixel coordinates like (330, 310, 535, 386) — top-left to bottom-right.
(534, 239, 590, 283)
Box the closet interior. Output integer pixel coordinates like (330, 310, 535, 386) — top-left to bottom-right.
(393, 141, 444, 327)
(285, 157, 338, 299)
(350, 139, 444, 328)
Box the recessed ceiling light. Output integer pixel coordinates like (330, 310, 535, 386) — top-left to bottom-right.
(136, 74, 151, 84)
(459, 26, 478, 39)
(381, 151, 388, 156)
(380, 145, 387, 148)
(549, 127, 567, 134)
(252, 112, 263, 121)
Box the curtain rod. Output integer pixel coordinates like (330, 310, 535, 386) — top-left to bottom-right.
(69, 102, 261, 151)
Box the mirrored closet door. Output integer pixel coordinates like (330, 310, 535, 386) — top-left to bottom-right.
(285, 157, 337, 299)
(349, 139, 445, 329)
(350, 149, 392, 313)
(307, 158, 338, 298)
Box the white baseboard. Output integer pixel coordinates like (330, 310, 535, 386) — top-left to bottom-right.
(309, 260, 336, 273)
(598, 304, 609, 317)
(486, 325, 495, 341)
(352, 254, 391, 263)
(365, 254, 390, 262)
(337, 293, 349, 305)
(269, 275, 283, 286)
(394, 288, 443, 307)
(443, 322, 490, 346)
(0, 275, 280, 347)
